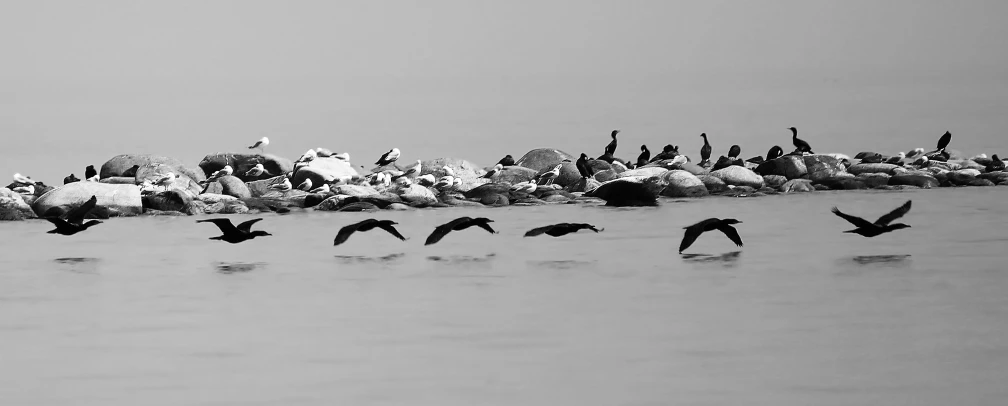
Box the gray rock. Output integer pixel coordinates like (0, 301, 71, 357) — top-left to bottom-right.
(334, 184, 380, 197)
(0, 188, 37, 221)
(696, 175, 727, 193)
(487, 166, 538, 184)
(762, 174, 788, 188)
(710, 166, 765, 189)
(660, 170, 708, 198)
(398, 184, 438, 205)
(32, 182, 142, 218)
(847, 163, 902, 176)
(804, 154, 849, 182)
(856, 173, 891, 188)
(216, 175, 252, 199)
(420, 157, 490, 192)
(889, 174, 940, 189)
(101, 154, 205, 183)
(779, 179, 815, 193)
(199, 153, 293, 182)
(515, 148, 575, 172)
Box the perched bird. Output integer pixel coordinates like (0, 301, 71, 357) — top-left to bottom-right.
(333, 219, 408, 246)
(248, 137, 269, 152)
(434, 175, 454, 190)
(44, 195, 102, 236)
(270, 177, 293, 192)
(392, 160, 422, 180)
(155, 172, 177, 191)
(416, 174, 436, 186)
(424, 216, 498, 246)
(442, 165, 455, 177)
(296, 178, 313, 192)
(295, 149, 317, 164)
(497, 155, 515, 166)
(451, 177, 462, 190)
(728, 144, 741, 159)
(699, 133, 712, 164)
(13, 173, 36, 185)
(85, 165, 98, 181)
(885, 152, 906, 165)
(482, 164, 503, 179)
(245, 163, 265, 178)
(201, 165, 233, 184)
(310, 183, 330, 194)
(524, 223, 603, 237)
(537, 163, 564, 185)
(13, 184, 35, 195)
(375, 148, 401, 166)
(905, 148, 925, 158)
(334, 152, 350, 161)
(936, 131, 952, 152)
(510, 179, 537, 194)
(831, 200, 912, 238)
(985, 154, 1005, 172)
(576, 153, 595, 179)
(636, 145, 651, 168)
(197, 218, 272, 243)
(63, 174, 80, 184)
(766, 145, 784, 161)
(789, 127, 814, 154)
(121, 165, 141, 178)
(604, 129, 620, 156)
(314, 147, 334, 158)
(679, 218, 744, 253)
(912, 156, 929, 167)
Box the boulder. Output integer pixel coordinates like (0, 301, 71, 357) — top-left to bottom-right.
(99, 177, 138, 185)
(585, 176, 669, 206)
(779, 179, 815, 193)
(245, 175, 286, 198)
(135, 163, 203, 196)
(487, 166, 538, 184)
(198, 153, 293, 182)
(765, 155, 807, 179)
(291, 158, 359, 189)
(464, 183, 512, 200)
(955, 159, 986, 172)
(334, 184, 380, 198)
(532, 160, 581, 187)
(32, 182, 142, 217)
(676, 162, 707, 176)
(564, 177, 602, 193)
(856, 173, 891, 188)
(946, 170, 977, 186)
(398, 184, 438, 206)
(978, 172, 1008, 184)
(141, 191, 193, 214)
(618, 167, 668, 179)
(815, 176, 866, 190)
(0, 188, 37, 221)
(804, 154, 848, 182)
(710, 166, 764, 189)
(203, 201, 250, 215)
(847, 163, 902, 176)
(419, 158, 491, 192)
(762, 175, 788, 189)
(515, 148, 575, 172)
(593, 169, 620, 183)
(586, 159, 615, 173)
(660, 170, 708, 198)
(969, 179, 996, 187)
(889, 174, 940, 189)
(101, 154, 205, 183)
(197, 193, 239, 204)
(697, 175, 727, 193)
(212, 175, 251, 199)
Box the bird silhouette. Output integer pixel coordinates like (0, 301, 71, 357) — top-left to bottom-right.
(524, 223, 603, 237)
(789, 127, 814, 154)
(604, 129, 619, 156)
(425, 217, 498, 246)
(636, 145, 650, 167)
(679, 218, 744, 253)
(699, 133, 712, 164)
(728, 144, 741, 159)
(986, 154, 1005, 172)
(333, 219, 408, 246)
(831, 200, 912, 237)
(766, 145, 784, 161)
(197, 218, 272, 243)
(44, 195, 103, 236)
(576, 153, 595, 178)
(497, 154, 515, 166)
(936, 131, 952, 152)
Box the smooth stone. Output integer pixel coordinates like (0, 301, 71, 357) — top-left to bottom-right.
(696, 175, 727, 193)
(386, 203, 412, 211)
(717, 186, 757, 197)
(141, 191, 193, 214)
(814, 176, 867, 190)
(945, 170, 976, 186)
(101, 154, 206, 182)
(32, 182, 142, 218)
(99, 177, 138, 185)
(977, 172, 1008, 184)
(515, 148, 575, 172)
(847, 163, 901, 176)
(0, 188, 37, 221)
(199, 153, 293, 183)
(955, 159, 986, 171)
(542, 194, 573, 203)
(804, 154, 849, 182)
(197, 193, 239, 204)
(438, 194, 485, 207)
(398, 184, 438, 205)
(463, 183, 511, 200)
(813, 184, 832, 191)
(245, 175, 285, 198)
(487, 166, 538, 184)
(660, 170, 709, 198)
(585, 176, 669, 206)
(480, 193, 509, 206)
(334, 184, 380, 198)
(564, 177, 602, 193)
(204, 201, 250, 214)
(779, 179, 815, 193)
(618, 167, 668, 179)
(585, 159, 615, 173)
(202, 182, 224, 195)
(337, 202, 381, 212)
(676, 162, 707, 176)
(710, 166, 764, 189)
(889, 173, 940, 188)
(969, 179, 996, 187)
(215, 175, 252, 199)
(593, 169, 619, 183)
(855, 173, 891, 188)
(767, 155, 807, 179)
(135, 163, 203, 196)
(762, 174, 788, 188)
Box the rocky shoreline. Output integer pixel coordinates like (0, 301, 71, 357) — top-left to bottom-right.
(3, 147, 1007, 222)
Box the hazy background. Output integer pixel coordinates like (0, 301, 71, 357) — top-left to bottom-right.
(3, 0, 1007, 183)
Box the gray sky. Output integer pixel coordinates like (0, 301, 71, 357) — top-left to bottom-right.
(3, 0, 1007, 183)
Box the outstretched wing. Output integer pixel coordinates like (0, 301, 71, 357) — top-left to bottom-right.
(716, 224, 744, 248)
(475, 222, 497, 235)
(524, 225, 553, 237)
(197, 218, 239, 234)
(425, 224, 454, 246)
(65, 195, 98, 225)
(235, 218, 264, 233)
(830, 207, 875, 229)
(679, 225, 703, 254)
(333, 222, 362, 246)
(377, 221, 408, 241)
(874, 200, 912, 226)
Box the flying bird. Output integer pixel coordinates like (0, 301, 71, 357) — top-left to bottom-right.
(789, 127, 814, 154)
(699, 133, 712, 164)
(831, 200, 912, 238)
(375, 148, 401, 166)
(728, 144, 741, 159)
(197, 218, 272, 243)
(679, 218, 744, 254)
(425, 216, 498, 246)
(636, 145, 650, 168)
(333, 219, 408, 246)
(248, 137, 269, 152)
(45, 195, 103, 236)
(524, 222, 603, 237)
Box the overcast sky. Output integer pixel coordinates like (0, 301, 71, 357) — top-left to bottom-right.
(3, 0, 1006, 182)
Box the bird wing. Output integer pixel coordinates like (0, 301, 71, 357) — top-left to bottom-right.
(524, 225, 552, 237)
(197, 218, 239, 234)
(65, 195, 98, 225)
(377, 222, 408, 241)
(716, 224, 744, 248)
(874, 200, 912, 226)
(475, 222, 498, 235)
(235, 218, 264, 233)
(424, 224, 454, 246)
(831, 207, 875, 229)
(45, 217, 70, 228)
(678, 225, 703, 253)
(333, 223, 361, 246)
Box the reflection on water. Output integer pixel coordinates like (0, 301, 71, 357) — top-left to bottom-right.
(334, 253, 406, 264)
(426, 253, 497, 263)
(52, 257, 100, 274)
(851, 254, 912, 267)
(528, 260, 596, 270)
(681, 251, 742, 267)
(214, 262, 267, 274)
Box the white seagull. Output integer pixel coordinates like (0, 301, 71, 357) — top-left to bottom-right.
(315, 148, 334, 158)
(270, 177, 292, 192)
(155, 172, 177, 192)
(393, 160, 422, 180)
(296, 178, 313, 192)
(248, 137, 269, 153)
(309, 183, 330, 194)
(375, 148, 400, 166)
(334, 152, 350, 162)
(12, 184, 34, 195)
(295, 149, 318, 164)
(12, 173, 35, 185)
(442, 165, 455, 177)
(510, 179, 536, 194)
(416, 174, 436, 187)
(537, 163, 563, 185)
(245, 163, 265, 177)
(202, 165, 233, 184)
(482, 163, 503, 178)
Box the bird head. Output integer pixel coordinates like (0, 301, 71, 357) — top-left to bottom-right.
(699, 133, 706, 138)
(580, 153, 588, 159)
(721, 219, 743, 225)
(640, 144, 647, 151)
(788, 127, 797, 135)
(611, 130, 620, 138)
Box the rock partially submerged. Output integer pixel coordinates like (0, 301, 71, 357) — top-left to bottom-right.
(586, 176, 668, 206)
(660, 170, 708, 198)
(0, 188, 37, 221)
(710, 166, 764, 189)
(199, 153, 293, 182)
(32, 182, 143, 218)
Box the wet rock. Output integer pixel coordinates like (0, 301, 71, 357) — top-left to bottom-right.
(420, 157, 491, 191)
(99, 177, 138, 185)
(564, 177, 602, 193)
(487, 166, 538, 184)
(398, 184, 438, 206)
(215, 175, 251, 199)
(779, 179, 815, 193)
(969, 179, 996, 187)
(762, 175, 788, 189)
(585, 176, 669, 206)
(542, 194, 573, 203)
(204, 201, 250, 214)
(847, 163, 902, 176)
(804, 154, 848, 182)
(337, 202, 381, 212)
(101, 154, 205, 183)
(978, 172, 1008, 184)
(386, 203, 412, 211)
(696, 175, 727, 193)
(766, 155, 807, 179)
(480, 193, 509, 206)
(515, 148, 575, 172)
(855, 173, 891, 188)
(32, 182, 143, 218)
(439, 193, 485, 207)
(198, 153, 293, 182)
(710, 166, 764, 189)
(593, 169, 619, 183)
(141, 209, 189, 217)
(135, 163, 203, 196)
(814, 176, 866, 190)
(334, 184, 380, 198)
(946, 170, 977, 186)
(141, 190, 193, 214)
(888, 173, 940, 188)
(463, 183, 511, 200)
(660, 170, 708, 198)
(0, 188, 37, 221)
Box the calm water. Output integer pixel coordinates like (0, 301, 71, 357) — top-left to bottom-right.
(2, 188, 1008, 405)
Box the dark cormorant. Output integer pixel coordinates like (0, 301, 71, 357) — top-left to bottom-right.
(575, 153, 595, 178)
(604, 130, 620, 156)
(425, 217, 498, 246)
(524, 223, 603, 237)
(789, 127, 814, 154)
(986, 155, 1005, 172)
(937, 131, 952, 152)
(728, 144, 741, 159)
(44, 195, 102, 236)
(333, 219, 407, 246)
(766, 145, 784, 161)
(63, 174, 80, 184)
(197, 218, 272, 243)
(497, 155, 515, 166)
(831, 200, 912, 238)
(636, 145, 650, 167)
(700, 133, 712, 163)
(85, 165, 97, 180)
(679, 218, 744, 253)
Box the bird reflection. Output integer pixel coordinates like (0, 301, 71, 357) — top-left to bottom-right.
(850, 255, 912, 267)
(214, 262, 266, 274)
(52, 257, 100, 274)
(426, 253, 497, 263)
(681, 251, 742, 266)
(334, 253, 406, 264)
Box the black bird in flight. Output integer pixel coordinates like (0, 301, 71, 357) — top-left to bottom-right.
(831, 200, 912, 237)
(425, 216, 498, 246)
(333, 219, 408, 246)
(45, 195, 103, 236)
(524, 223, 603, 238)
(679, 218, 744, 254)
(197, 218, 272, 243)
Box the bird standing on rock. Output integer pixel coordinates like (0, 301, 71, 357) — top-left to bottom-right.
(728, 144, 741, 159)
(699, 133, 712, 164)
(497, 155, 515, 166)
(270, 177, 292, 192)
(986, 155, 1005, 172)
(482, 164, 503, 179)
(524, 223, 603, 237)
(201, 165, 232, 184)
(197, 218, 272, 244)
(85, 165, 98, 181)
(537, 163, 564, 185)
(44, 195, 103, 236)
(296, 178, 313, 192)
(576, 153, 595, 179)
(636, 145, 650, 168)
(789, 127, 814, 154)
(604, 130, 619, 156)
(333, 219, 408, 246)
(245, 163, 265, 177)
(425, 217, 498, 246)
(831, 200, 912, 238)
(679, 218, 744, 254)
